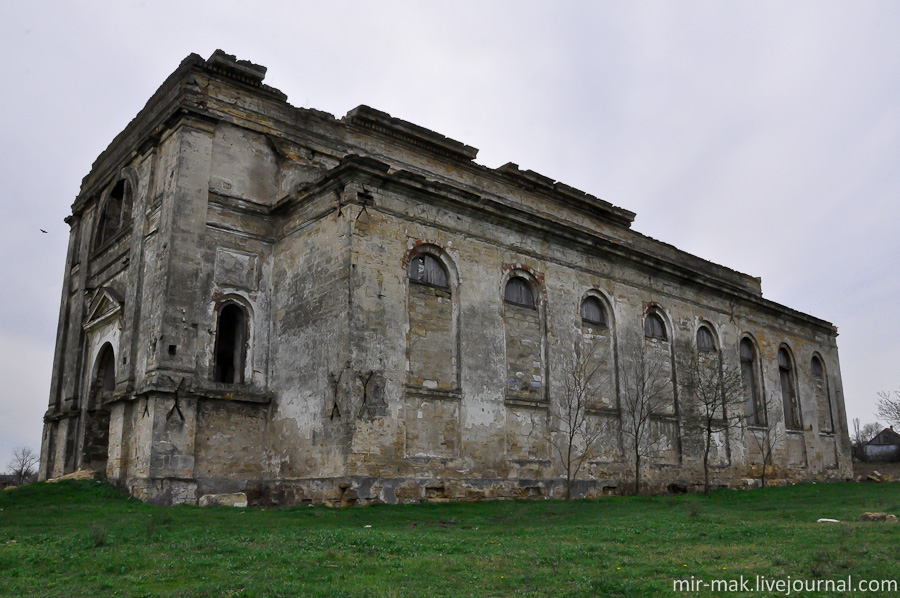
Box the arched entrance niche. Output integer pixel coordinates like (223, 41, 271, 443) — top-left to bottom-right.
(83, 343, 115, 470)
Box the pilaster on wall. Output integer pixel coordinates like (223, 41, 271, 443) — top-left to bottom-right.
(144, 116, 215, 380)
(41, 213, 90, 480)
(117, 155, 155, 397)
(46, 217, 81, 412)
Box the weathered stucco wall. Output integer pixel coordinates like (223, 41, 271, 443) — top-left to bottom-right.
(40, 51, 852, 505)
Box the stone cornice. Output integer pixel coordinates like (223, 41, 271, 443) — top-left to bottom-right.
(282, 156, 837, 336)
(343, 105, 479, 163)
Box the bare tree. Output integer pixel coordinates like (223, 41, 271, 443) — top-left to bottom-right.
(745, 392, 784, 487)
(677, 344, 745, 496)
(549, 342, 610, 499)
(876, 386, 900, 427)
(862, 422, 883, 444)
(7, 446, 39, 486)
(618, 334, 672, 495)
(851, 418, 883, 447)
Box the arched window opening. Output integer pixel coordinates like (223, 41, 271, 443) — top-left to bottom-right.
(644, 312, 667, 340)
(213, 303, 247, 384)
(504, 277, 535, 309)
(581, 297, 607, 327)
(95, 199, 121, 248)
(94, 179, 132, 249)
(812, 356, 834, 433)
(778, 348, 800, 430)
(408, 253, 449, 288)
(740, 338, 764, 425)
(504, 274, 544, 403)
(697, 326, 716, 353)
(811, 357, 823, 378)
(93, 344, 116, 407)
(406, 252, 456, 390)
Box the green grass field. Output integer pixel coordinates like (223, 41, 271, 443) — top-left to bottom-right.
(1, 480, 898, 597)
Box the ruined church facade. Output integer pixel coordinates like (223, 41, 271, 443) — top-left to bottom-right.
(39, 51, 852, 505)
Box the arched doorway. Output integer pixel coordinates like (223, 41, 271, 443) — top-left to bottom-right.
(83, 343, 114, 470)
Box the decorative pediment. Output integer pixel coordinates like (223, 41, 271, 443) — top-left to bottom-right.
(83, 287, 124, 331)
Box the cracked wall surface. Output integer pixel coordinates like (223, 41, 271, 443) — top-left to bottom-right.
(39, 50, 852, 505)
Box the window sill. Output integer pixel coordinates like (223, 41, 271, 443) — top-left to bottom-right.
(193, 380, 273, 404)
(408, 280, 451, 293)
(405, 385, 460, 401)
(745, 424, 771, 432)
(585, 406, 620, 417)
(504, 396, 549, 409)
(89, 224, 133, 258)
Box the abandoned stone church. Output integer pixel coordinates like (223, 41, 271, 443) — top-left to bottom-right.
(39, 51, 852, 505)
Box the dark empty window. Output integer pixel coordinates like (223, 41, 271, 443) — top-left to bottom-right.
(741, 338, 764, 425)
(94, 179, 132, 249)
(697, 326, 716, 352)
(505, 277, 535, 309)
(778, 348, 800, 430)
(644, 313, 667, 340)
(93, 344, 116, 405)
(580, 297, 607, 327)
(85, 343, 115, 469)
(213, 303, 247, 384)
(408, 254, 449, 288)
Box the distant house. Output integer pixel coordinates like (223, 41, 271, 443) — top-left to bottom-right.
(0, 474, 16, 489)
(865, 427, 900, 462)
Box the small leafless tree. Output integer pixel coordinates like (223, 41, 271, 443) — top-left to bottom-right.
(549, 343, 610, 500)
(7, 446, 39, 486)
(677, 344, 745, 496)
(876, 386, 900, 427)
(745, 392, 784, 487)
(619, 334, 672, 495)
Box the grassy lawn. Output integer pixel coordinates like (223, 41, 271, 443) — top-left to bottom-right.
(1, 480, 899, 597)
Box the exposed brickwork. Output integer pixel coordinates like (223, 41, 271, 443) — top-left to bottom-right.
(407, 283, 454, 390)
(505, 304, 544, 403)
(38, 51, 853, 505)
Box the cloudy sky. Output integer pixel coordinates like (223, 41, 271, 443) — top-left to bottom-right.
(1, 1, 898, 470)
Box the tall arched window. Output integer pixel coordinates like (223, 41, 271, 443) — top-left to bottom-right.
(811, 356, 833, 433)
(407, 251, 455, 390)
(740, 338, 764, 425)
(579, 294, 613, 408)
(94, 179, 133, 249)
(213, 303, 247, 384)
(778, 348, 801, 430)
(504, 274, 544, 402)
(696, 326, 716, 353)
(644, 312, 667, 340)
(642, 308, 678, 460)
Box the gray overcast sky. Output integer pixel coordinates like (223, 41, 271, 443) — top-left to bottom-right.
(1, 1, 898, 469)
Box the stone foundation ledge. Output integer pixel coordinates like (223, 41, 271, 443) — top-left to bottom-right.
(118, 468, 852, 507)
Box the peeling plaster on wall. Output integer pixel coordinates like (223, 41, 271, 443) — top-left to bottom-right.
(40, 51, 852, 505)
